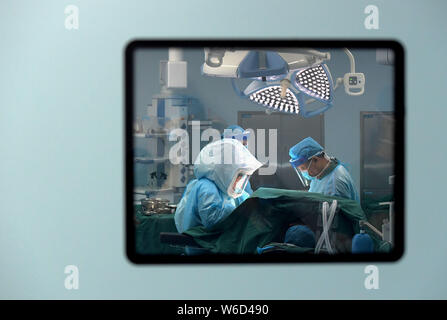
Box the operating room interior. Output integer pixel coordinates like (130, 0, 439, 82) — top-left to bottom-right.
(131, 47, 395, 256)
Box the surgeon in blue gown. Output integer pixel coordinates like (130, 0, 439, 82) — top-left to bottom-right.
(174, 139, 263, 255)
(288, 137, 359, 202)
(222, 125, 253, 194)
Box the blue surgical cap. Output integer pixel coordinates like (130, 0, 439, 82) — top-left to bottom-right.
(222, 125, 248, 140)
(284, 225, 316, 248)
(289, 137, 324, 167)
(227, 125, 245, 132)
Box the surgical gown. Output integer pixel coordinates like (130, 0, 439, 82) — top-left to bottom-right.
(175, 178, 249, 234)
(309, 162, 359, 202)
(174, 139, 262, 254)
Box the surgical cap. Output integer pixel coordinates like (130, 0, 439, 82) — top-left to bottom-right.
(222, 125, 248, 140)
(284, 225, 316, 248)
(289, 137, 324, 167)
(227, 125, 245, 132)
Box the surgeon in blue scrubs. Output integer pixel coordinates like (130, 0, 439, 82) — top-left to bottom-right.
(175, 139, 262, 254)
(289, 137, 359, 202)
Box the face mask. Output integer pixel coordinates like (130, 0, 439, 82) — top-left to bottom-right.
(234, 187, 244, 194)
(301, 170, 315, 181)
(303, 156, 332, 181)
(228, 172, 250, 198)
(301, 159, 316, 181)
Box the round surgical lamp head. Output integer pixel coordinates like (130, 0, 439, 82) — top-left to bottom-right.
(234, 63, 335, 118)
(243, 80, 300, 115)
(292, 64, 334, 104)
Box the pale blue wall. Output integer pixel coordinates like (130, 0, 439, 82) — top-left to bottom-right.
(324, 49, 394, 191)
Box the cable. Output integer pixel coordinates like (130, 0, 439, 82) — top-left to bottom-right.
(315, 200, 338, 254)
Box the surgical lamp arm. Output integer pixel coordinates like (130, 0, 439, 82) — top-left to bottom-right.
(293, 49, 330, 60)
(342, 48, 365, 96)
(205, 48, 226, 68)
(210, 47, 330, 60)
(344, 48, 356, 73)
(275, 48, 331, 60)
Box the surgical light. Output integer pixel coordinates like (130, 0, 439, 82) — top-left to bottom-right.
(233, 63, 335, 118)
(249, 85, 300, 114)
(295, 64, 332, 102)
(202, 48, 364, 118)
